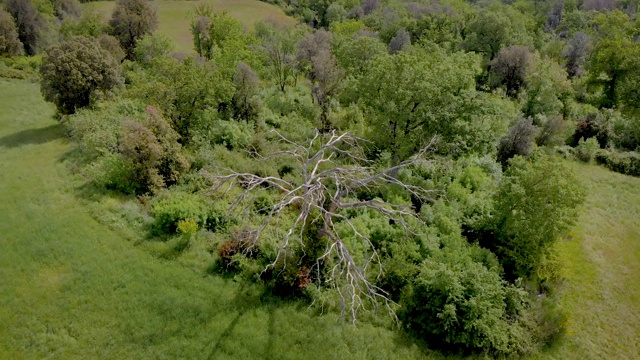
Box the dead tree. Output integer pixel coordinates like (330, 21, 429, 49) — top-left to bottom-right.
(203, 130, 438, 321)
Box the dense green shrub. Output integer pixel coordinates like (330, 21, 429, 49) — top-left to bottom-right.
(0, 55, 39, 79)
(595, 150, 640, 177)
(0, 10, 24, 56)
(98, 152, 138, 193)
(209, 120, 255, 150)
(151, 191, 231, 235)
(59, 10, 105, 38)
(400, 246, 528, 356)
(610, 110, 640, 151)
(571, 111, 611, 148)
(134, 33, 173, 66)
(66, 99, 144, 155)
(488, 153, 585, 280)
(40, 36, 122, 114)
(151, 191, 209, 234)
(118, 106, 190, 194)
(575, 137, 599, 162)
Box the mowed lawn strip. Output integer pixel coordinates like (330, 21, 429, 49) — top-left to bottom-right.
(84, 0, 296, 53)
(0, 78, 430, 359)
(540, 162, 640, 359)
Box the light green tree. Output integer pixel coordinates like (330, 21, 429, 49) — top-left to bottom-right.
(489, 153, 585, 279)
(354, 45, 511, 162)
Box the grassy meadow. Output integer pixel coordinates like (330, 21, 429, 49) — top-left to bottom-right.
(83, 0, 296, 53)
(540, 162, 640, 359)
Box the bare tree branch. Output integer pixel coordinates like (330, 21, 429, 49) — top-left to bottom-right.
(203, 129, 440, 321)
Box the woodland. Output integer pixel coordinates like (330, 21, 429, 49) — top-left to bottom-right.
(1, 0, 639, 357)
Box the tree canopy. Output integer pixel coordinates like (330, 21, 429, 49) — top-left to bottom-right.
(40, 36, 122, 114)
(108, 0, 157, 59)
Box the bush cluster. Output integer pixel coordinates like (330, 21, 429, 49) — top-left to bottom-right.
(595, 150, 640, 177)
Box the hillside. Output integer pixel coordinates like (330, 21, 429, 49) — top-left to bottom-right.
(83, 0, 296, 53)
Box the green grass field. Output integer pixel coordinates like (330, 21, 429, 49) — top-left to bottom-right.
(540, 162, 640, 359)
(84, 0, 296, 53)
(0, 78, 638, 358)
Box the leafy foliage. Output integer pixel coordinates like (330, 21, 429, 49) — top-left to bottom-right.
(108, 0, 158, 59)
(353, 45, 488, 161)
(0, 10, 23, 56)
(6, 0, 46, 55)
(400, 246, 527, 356)
(40, 36, 122, 114)
(487, 153, 585, 279)
(118, 106, 190, 194)
(497, 118, 538, 167)
(490, 45, 533, 98)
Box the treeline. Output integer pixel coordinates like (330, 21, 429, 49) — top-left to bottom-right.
(2, 0, 639, 357)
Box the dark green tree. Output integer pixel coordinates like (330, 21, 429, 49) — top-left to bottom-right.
(108, 0, 157, 59)
(6, 0, 45, 55)
(118, 106, 190, 194)
(40, 36, 122, 114)
(0, 10, 24, 56)
(489, 45, 533, 98)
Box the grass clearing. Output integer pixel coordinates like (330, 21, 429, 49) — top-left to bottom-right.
(538, 162, 640, 359)
(84, 0, 296, 53)
(0, 78, 432, 359)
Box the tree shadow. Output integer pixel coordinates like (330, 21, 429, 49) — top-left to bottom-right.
(205, 283, 263, 359)
(0, 123, 64, 149)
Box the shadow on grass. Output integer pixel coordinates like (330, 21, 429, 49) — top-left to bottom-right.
(0, 123, 64, 149)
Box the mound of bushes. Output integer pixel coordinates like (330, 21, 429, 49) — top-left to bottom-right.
(595, 150, 640, 177)
(151, 191, 229, 235)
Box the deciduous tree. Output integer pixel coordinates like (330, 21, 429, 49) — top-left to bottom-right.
(40, 36, 122, 114)
(6, 0, 45, 55)
(563, 32, 589, 78)
(490, 45, 533, 98)
(489, 153, 584, 279)
(497, 118, 538, 167)
(232, 61, 260, 121)
(354, 46, 483, 162)
(0, 10, 23, 56)
(254, 21, 300, 92)
(108, 0, 157, 59)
